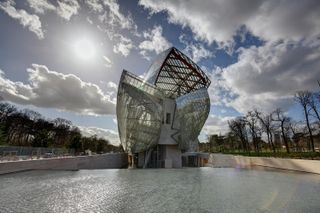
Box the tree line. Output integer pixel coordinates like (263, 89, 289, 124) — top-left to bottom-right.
(201, 90, 320, 154)
(0, 101, 123, 154)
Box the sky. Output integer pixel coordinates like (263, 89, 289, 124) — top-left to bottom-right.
(0, 0, 320, 145)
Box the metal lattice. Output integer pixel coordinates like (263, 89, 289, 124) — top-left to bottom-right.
(145, 47, 211, 98)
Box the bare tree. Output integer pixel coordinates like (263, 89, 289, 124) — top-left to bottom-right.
(255, 110, 276, 153)
(53, 118, 72, 147)
(0, 102, 17, 122)
(308, 93, 320, 125)
(228, 117, 249, 152)
(0, 101, 121, 153)
(289, 121, 304, 151)
(22, 109, 42, 121)
(273, 108, 291, 153)
(245, 111, 261, 153)
(295, 91, 315, 152)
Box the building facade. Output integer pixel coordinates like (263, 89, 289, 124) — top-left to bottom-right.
(116, 47, 211, 168)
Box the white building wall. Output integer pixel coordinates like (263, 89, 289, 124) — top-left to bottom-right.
(158, 98, 177, 145)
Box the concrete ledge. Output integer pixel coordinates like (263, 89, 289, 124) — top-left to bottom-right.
(208, 154, 320, 175)
(0, 153, 128, 175)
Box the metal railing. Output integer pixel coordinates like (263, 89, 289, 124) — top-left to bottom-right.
(0, 146, 75, 162)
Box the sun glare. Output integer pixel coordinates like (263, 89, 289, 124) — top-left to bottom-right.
(73, 38, 95, 60)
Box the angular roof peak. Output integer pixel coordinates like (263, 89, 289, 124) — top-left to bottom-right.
(144, 47, 211, 98)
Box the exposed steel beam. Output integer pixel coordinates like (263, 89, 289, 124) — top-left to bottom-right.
(171, 48, 208, 86)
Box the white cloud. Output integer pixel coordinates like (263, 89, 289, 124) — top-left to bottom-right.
(27, 0, 55, 14)
(101, 0, 135, 30)
(139, 50, 151, 61)
(57, 0, 80, 20)
(86, 16, 93, 24)
(79, 126, 120, 145)
(100, 80, 117, 91)
(85, 0, 103, 12)
(90, 1, 139, 42)
(27, 0, 80, 21)
(107, 81, 117, 90)
(213, 41, 320, 114)
(113, 34, 134, 57)
(0, 64, 116, 115)
(99, 80, 117, 104)
(140, 0, 320, 115)
(186, 44, 213, 63)
(179, 35, 213, 63)
(207, 68, 230, 107)
(139, 0, 320, 47)
(202, 114, 235, 136)
(103, 55, 112, 68)
(138, 25, 171, 58)
(0, 0, 44, 39)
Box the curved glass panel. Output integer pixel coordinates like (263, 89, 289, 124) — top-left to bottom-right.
(117, 71, 163, 154)
(175, 88, 210, 151)
(144, 48, 173, 85)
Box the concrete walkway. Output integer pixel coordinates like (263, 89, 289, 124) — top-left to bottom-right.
(207, 153, 320, 175)
(0, 153, 128, 175)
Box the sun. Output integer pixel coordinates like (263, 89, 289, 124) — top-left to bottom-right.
(73, 38, 95, 60)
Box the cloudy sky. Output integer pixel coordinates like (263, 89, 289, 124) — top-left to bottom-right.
(1, 0, 320, 144)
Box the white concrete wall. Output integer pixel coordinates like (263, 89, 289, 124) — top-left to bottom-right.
(0, 153, 128, 175)
(208, 154, 320, 174)
(76, 153, 128, 169)
(158, 98, 177, 145)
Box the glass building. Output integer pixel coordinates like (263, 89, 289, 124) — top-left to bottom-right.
(116, 47, 211, 168)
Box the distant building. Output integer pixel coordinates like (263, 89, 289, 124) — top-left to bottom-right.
(116, 47, 211, 168)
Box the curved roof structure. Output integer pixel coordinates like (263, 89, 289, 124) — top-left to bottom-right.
(117, 47, 211, 154)
(144, 47, 211, 98)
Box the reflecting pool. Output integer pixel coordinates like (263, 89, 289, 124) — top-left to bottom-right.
(0, 168, 319, 212)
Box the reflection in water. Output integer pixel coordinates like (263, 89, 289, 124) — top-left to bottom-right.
(0, 168, 319, 212)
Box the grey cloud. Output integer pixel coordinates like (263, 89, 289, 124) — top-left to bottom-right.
(217, 41, 320, 113)
(0, 64, 116, 115)
(0, 0, 44, 39)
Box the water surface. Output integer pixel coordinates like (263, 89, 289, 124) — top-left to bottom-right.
(0, 168, 319, 212)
